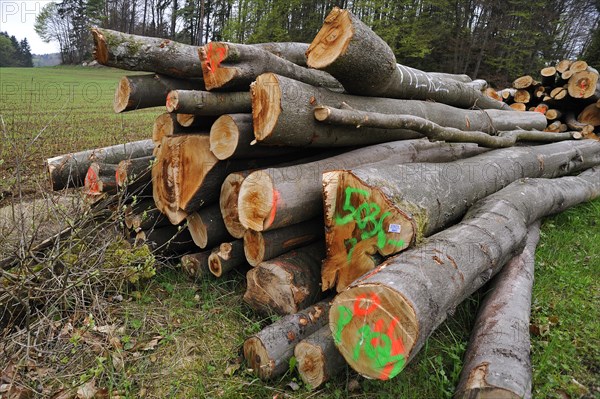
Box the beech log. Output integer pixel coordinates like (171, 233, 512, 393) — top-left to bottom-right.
(116, 156, 154, 195)
(569, 60, 589, 72)
(329, 167, 600, 381)
(294, 326, 345, 389)
(243, 241, 325, 315)
(220, 171, 252, 239)
(91, 28, 203, 78)
(568, 68, 600, 99)
(180, 251, 212, 281)
(136, 225, 196, 255)
(321, 140, 600, 292)
(238, 140, 488, 232)
(252, 42, 309, 66)
(252, 74, 545, 147)
(208, 240, 245, 277)
(565, 112, 594, 133)
(243, 219, 323, 267)
(209, 114, 297, 160)
(314, 106, 576, 148)
(126, 202, 171, 231)
(555, 60, 572, 73)
(306, 8, 510, 110)
(46, 139, 154, 190)
(187, 204, 232, 249)
(152, 113, 214, 144)
(578, 103, 600, 126)
(166, 90, 251, 115)
(454, 222, 540, 399)
(540, 66, 556, 87)
(83, 162, 118, 200)
(514, 89, 530, 104)
(176, 113, 197, 127)
(512, 75, 535, 89)
(243, 300, 331, 380)
(113, 74, 202, 113)
(199, 42, 341, 91)
(509, 103, 526, 112)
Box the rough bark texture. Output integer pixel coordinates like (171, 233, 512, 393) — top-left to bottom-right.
(136, 225, 196, 255)
(252, 42, 309, 66)
(46, 139, 154, 190)
(243, 219, 323, 267)
(454, 222, 541, 399)
(209, 114, 297, 160)
(91, 28, 203, 78)
(208, 239, 245, 277)
(165, 90, 251, 115)
(127, 204, 171, 231)
(116, 155, 154, 196)
(295, 325, 346, 389)
(200, 42, 341, 91)
(252, 73, 546, 147)
(243, 241, 325, 315)
(180, 251, 212, 281)
(306, 8, 510, 110)
(321, 140, 600, 292)
(314, 106, 576, 148)
(114, 74, 203, 113)
(243, 300, 331, 380)
(238, 140, 489, 232)
(329, 166, 600, 381)
(187, 204, 232, 249)
(152, 112, 214, 144)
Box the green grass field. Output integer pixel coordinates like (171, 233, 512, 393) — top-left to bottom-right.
(0, 66, 598, 398)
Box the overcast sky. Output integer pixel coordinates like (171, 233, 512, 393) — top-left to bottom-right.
(1, 0, 60, 54)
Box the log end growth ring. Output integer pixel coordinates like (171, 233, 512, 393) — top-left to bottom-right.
(238, 170, 275, 231)
(252, 73, 282, 143)
(208, 252, 222, 277)
(243, 229, 265, 267)
(210, 115, 239, 160)
(295, 341, 325, 387)
(113, 76, 132, 113)
(330, 284, 417, 380)
(200, 42, 236, 91)
(220, 173, 248, 238)
(243, 336, 273, 379)
(306, 7, 354, 69)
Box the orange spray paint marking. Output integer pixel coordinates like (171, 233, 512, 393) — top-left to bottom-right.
(265, 189, 280, 229)
(205, 42, 227, 73)
(353, 292, 380, 316)
(85, 167, 99, 193)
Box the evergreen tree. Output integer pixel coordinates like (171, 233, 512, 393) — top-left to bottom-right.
(19, 38, 34, 67)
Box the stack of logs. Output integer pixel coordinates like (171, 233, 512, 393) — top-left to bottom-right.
(43, 7, 600, 397)
(493, 61, 600, 139)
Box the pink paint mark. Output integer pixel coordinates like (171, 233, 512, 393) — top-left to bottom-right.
(353, 292, 381, 317)
(205, 42, 226, 73)
(85, 167, 99, 193)
(265, 189, 280, 229)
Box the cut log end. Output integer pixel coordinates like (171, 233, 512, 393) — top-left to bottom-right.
(321, 171, 414, 292)
(459, 363, 524, 399)
(91, 28, 108, 64)
(243, 229, 266, 267)
(330, 284, 417, 380)
(187, 212, 208, 248)
(208, 252, 223, 277)
(220, 172, 248, 238)
(243, 336, 273, 380)
(251, 73, 281, 142)
(568, 71, 599, 99)
(306, 7, 353, 69)
(238, 170, 275, 231)
(152, 113, 174, 144)
(113, 76, 132, 113)
(295, 341, 326, 387)
(200, 42, 236, 91)
(209, 115, 240, 160)
(165, 90, 179, 112)
(176, 113, 195, 127)
(314, 106, 332, 122)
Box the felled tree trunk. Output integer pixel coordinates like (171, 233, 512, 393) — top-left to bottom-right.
(136, 225, 196, 255)
(209, 114, 297, 160)
(328, 166, 600, 381)
(125, 201, 171, 231)
(243, 219, 323, 267)
(46, 139, 154, 190)
(152, 113, 215, 144)
(116, 156, 154, 194)
(568, 68, 600, 99)
(165, 90, 251, 115)
(186, 204, 232, 249)
(306, 8, 510, 110)
(220, 171, 252, 239)
(208, 240, 245, 277)
(113, 74, 203, 113)
(91, 28, 203, 78)
(243, 300, 331, 380)
(199, 42, 341, 91)
(180, 251, 212, 281)
(243, 241, 325, 315)
(83, 162, 118, 201)
(321, 140, 600, 292)
(251, 73, 546, 147)
(314, 106, 577, 148)
(237, 140, 488, 232)
(295, 325, 345, 389)
(454, 222, 541, 399)
(252, 42, 310, 66)
(578, 103, 600, 126)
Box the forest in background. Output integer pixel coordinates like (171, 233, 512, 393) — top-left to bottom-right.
(33, 0, 600, 85)
(0, 32, 33, 67)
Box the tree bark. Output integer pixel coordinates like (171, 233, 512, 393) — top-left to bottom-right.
(314, 106, 577, 148)
(46, 139, 154, 191)
(243, 219, 323, 267)
(209, 114, 297, 160)
(306, 8, 510, 111)
(321, 140, 600, 292)
(152, 113, 215, 144)
(208, 239, 245, 277)
(91, 28, 203, 78)
(165, 90, 251, 115)
(252, 42, 310, 67)
(113, 74, 203, 113)
(238, 140, 488, 233)
(116, 156, 154, 195)
(454, 222, 541, 399)
(295, 325, 345, 389)
(328, 166, 600, 381)
(180, 251, 212, 281)
(243, 241, 325, 315)
(136, 225, 197, 255)
(251, 73, 546, 147)
(243, 300, 331, 380)
(199, 42, 341, 91)
(187, 204, 232, 249)
(125, 201, 171, 231)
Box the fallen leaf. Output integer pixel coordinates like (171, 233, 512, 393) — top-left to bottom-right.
(223, 363, 241, 377)
(76, 379, 97, 399)
(112, 353, 124, 371)
(138, 336, 163, 351)
(287, 381, 300, 391)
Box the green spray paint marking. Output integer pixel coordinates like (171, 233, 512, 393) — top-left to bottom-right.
(335, 187, 405, 261)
